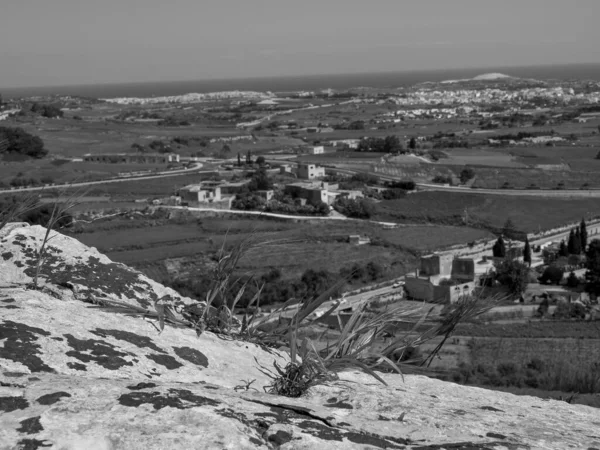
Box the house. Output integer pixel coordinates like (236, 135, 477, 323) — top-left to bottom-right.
(218, 180, 251, 195)
(179, 183, 221, 204)
(349, 235, 370, 245)
(404, 254, 492, 304)
(297, 163, 325, 180)
(326, 189, 363, 204)
(256, 190, 274, 201)
(310, 146, 324, 154)
(177, 181, 236, 209)
(284, 182, 329, 206)
(279, 164, 294, 175)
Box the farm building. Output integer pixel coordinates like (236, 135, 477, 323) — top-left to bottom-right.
(404, 254, 493, 304)
(83, 153, 180, 164)
(284, 182, 328, 206)
(297, 163, 326, 180)
(177, 181, 236, 209)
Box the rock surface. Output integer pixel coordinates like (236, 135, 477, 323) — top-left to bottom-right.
(2, 224, 600, 449)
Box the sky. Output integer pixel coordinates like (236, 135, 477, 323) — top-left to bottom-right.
(1, 0, 599, 88)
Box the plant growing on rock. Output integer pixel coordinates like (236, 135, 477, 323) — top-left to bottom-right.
(257, 287, 500, 397)
(31, 188, 86, 289)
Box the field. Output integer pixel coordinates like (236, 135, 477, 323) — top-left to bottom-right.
(455, 320, 600, 339)
(434, 148, 527, 168)
(373, 191, 600, 232)
(68, 214, 496, 284)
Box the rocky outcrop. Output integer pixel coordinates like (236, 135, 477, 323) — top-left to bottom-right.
(1, 224, 600, 449)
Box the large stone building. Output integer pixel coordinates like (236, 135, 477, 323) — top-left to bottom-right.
(404, 254, 493, 303)
(284, 182, 329, 206)
(297, 163, 326, 180)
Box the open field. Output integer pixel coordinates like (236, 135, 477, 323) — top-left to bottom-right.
(455, 320, 600, 339)
(68, 215, 495, 283)
(373, 191, 600, 232)
(434, 148, 527, 168)
(0, 159, 179, 186)
(467, 166, 600, 189)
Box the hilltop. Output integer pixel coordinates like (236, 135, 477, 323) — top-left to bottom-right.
(441, 73, 514, 84)
(1, 222, 599, 449)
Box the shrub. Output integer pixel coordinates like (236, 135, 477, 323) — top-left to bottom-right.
(496, 362, 518, 378)
(333, 197, 374, 219)
(526, 358, 545, 372)
(566, 271, 579, 287)
(459, 167, 475, 184)
(432, 175, 453, 184)
(539, 265, 564, 285)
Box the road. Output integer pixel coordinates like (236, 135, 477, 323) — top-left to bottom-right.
(163, 205, 421, 227)
(416, 183, 600, 198)
(317, 165, 600, 198)
(0, 163, 208, 194)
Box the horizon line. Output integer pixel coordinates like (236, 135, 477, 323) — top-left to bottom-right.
(2, 61, 600, 93)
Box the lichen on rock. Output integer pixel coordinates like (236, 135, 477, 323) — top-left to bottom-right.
(1, 224, 600, 449)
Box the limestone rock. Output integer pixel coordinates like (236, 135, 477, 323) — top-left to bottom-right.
(0, 223, 196, 312)
(2, 225, 600, 449)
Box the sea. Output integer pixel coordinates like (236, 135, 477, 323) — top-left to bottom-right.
(3, 63, 600, 100)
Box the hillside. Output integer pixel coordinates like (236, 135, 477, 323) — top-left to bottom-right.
(1, 223, 599, 449)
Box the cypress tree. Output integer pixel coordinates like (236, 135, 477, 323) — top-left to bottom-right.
(493, 236, 506, 258)
(574, 228, 582, 254)
(567, 229, 575, 255)
(580, 218, 588, 251)
(237, 153, 241, 166)
(523, 236, 532, 267)
(559, 240, 568, 257)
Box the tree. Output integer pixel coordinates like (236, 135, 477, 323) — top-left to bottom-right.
(494, 259, 529, 297)
(584, 239, 600, 296)
(256, 156, 266, 165)
(580, 218, 588, 251)
(559, 240, 569, 257)
(383, 135, 402, 153)
(539, 265, 564, 285)
(567, 229, 576, 255)
(502, 218, 517, 240)
(246, 150, 252, 164)
(459, 167, 476, 184)
(523, 236, 532, 267)
(492, 236, 506, 258)
(408, 137, 417, 150)
(247, 168, 273, 191)
(0, 126, 47, 159)
(566, 271, 579, 288)
(31, 103, 63, 118)
(237, 153, 241, 166)
(574, 228, 582, 254)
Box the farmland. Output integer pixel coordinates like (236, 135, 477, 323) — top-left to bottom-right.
(373, 191, 600, 233)
(68, 213, 495, 284)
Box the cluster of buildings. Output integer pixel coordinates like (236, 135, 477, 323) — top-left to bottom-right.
(387, 87, 600, 108)
(404, 254, 494, 304)
(173, 162, 362, 210)
(176, 179, 269, 209)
